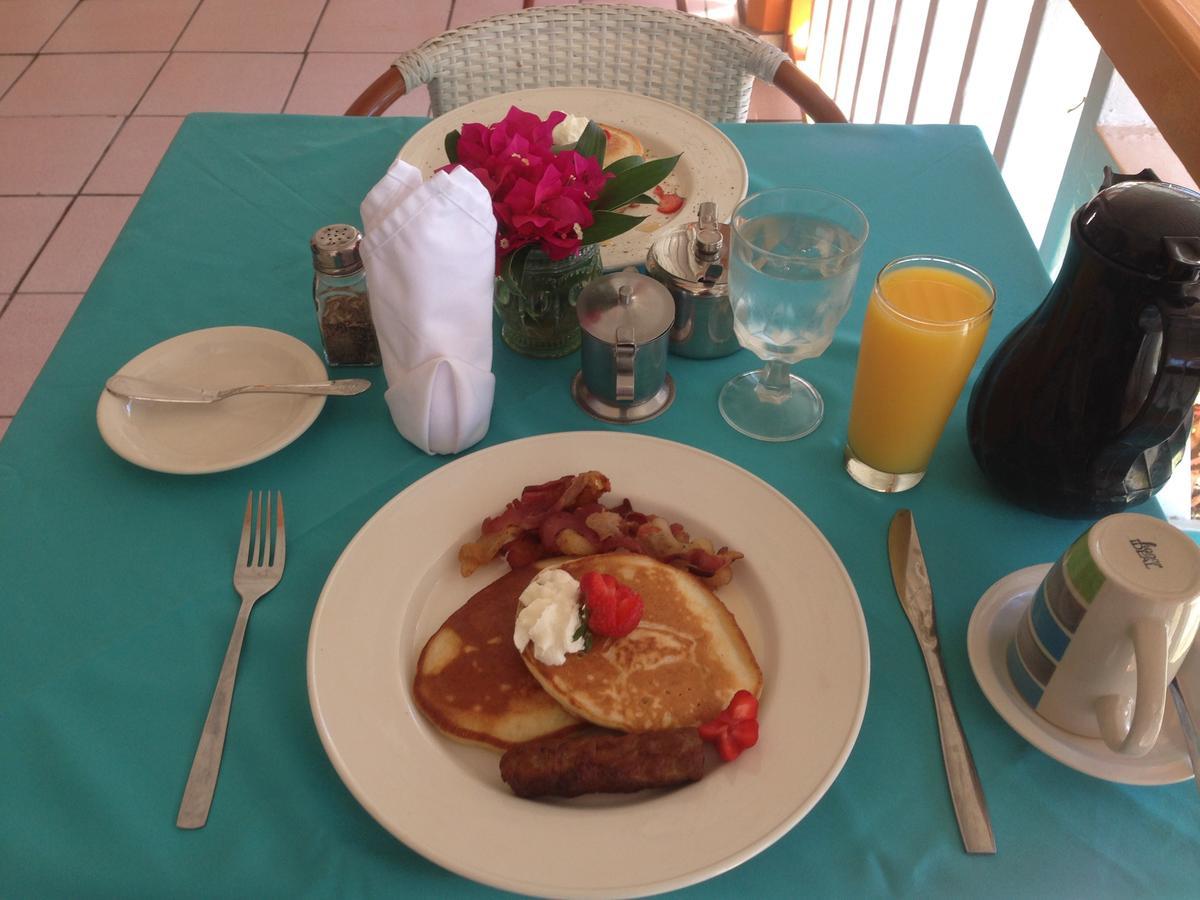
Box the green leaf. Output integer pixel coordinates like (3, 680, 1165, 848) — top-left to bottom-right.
(604, 155, 645, 175)
(580, 211, 647, 245)
(626, 194, 656, 206)
(501, 244, 533, 286)
(573, 120, 607, 164)
(595, 154, 681, 211)
(444, 129, 460, 164)
(572, 603, 592, 653)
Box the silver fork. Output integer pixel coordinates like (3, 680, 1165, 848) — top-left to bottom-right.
(177, 491, 286, 830)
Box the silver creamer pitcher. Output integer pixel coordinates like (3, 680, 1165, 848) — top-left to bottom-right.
(572, 268, 676, 424)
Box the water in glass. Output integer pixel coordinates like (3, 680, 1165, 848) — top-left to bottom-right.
(730, 215, 862, 364)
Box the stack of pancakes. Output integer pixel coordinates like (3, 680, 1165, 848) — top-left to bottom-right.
(413, 553, 762, 750)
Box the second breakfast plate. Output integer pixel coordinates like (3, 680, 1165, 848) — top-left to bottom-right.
(308, 432, 869, 898)
(397, 87, 749, 269)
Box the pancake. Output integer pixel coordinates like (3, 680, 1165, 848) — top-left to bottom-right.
(521, 553, 762, 733)
(600, 123, 645, 168)
(413, 567, 583, 750)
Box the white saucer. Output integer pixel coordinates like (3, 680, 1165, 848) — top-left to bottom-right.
(967, 564, 1197, 785)
(97, 326, 328, 475)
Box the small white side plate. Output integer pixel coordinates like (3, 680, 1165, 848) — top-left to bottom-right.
(97, 326, 328, 475)
(968, 564, 1196, 785)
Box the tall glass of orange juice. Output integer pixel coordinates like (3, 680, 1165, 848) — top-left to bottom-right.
(845, 256, 995, 492)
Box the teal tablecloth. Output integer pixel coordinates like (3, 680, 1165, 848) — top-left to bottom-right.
(2, 114, 1197, 897)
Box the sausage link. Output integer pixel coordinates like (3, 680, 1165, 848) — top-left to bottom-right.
(500, 728, 704, 798)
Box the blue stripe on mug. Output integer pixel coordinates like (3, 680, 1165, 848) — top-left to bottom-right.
(1007, 639, 1045, 708)
(1015, 604, 1056, 685)
(1029, 581, 1070, 661)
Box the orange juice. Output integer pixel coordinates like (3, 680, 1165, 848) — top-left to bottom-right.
(847, 262, 994, 477)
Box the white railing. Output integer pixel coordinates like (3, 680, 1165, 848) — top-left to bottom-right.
(796, 0, 1105, 266)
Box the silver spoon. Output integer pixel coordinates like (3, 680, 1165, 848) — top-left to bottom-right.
(1168, 677, 1200, 797)
(106, 374, 370, 404)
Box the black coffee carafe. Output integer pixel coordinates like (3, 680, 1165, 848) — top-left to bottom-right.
(968, 167, 1200, 517)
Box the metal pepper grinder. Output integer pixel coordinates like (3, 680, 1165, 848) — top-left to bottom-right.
(310, 224, 381, 367)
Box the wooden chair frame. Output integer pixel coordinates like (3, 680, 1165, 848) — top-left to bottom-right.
(345, 5, 845, 124)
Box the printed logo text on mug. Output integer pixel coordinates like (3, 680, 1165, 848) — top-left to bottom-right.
(1129, 539, 1164, 569)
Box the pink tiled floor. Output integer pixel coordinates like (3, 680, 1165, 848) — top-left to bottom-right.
(0, 0, 797, 440)
(0, 56, 32, 94)
(0, 293, 85, 416)
(0, 52, 167, 115)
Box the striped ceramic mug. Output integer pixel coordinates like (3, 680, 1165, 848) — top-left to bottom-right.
(1008, 513, 1200, 756)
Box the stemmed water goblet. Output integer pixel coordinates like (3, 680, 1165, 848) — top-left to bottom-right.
(719, 188, 869, 441)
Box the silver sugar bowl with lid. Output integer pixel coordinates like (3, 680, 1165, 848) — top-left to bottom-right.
(646, 201, 739, 359)
(572, 267, 676, 424)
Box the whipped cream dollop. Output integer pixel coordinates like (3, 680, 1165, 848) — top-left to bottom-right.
(551, 113, 590, 147)
(514, 568, 585, 666)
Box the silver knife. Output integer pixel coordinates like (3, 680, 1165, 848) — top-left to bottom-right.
(888, 509, 997, 854)
(106, 374, 370, 404)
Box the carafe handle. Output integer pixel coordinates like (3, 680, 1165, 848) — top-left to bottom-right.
(1091, 305, 1200, 481)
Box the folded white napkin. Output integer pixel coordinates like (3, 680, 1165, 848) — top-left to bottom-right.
(360, 159, 497, 455)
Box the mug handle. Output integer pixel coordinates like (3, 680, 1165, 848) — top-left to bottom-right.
(1095, 619, 1169, 756)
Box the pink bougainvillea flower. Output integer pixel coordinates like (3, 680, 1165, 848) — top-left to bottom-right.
(439, 107, 612, 265)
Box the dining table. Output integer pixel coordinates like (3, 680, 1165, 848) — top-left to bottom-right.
(2, 110, 1198, 898)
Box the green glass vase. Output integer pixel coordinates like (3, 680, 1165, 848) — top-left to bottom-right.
(494, 244, 603, 358)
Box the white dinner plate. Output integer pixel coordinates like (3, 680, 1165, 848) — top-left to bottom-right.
(397, 87, 749, 269)
(307, 432, 869, 898)
(96, 326, 328, 475)
(968, 564, 1198, 785)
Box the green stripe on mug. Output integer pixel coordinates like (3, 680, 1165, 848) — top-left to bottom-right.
(1063, 532, 1104, 603)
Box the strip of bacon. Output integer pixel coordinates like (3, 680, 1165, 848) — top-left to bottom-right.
(481, 475, 574, 534)
(539, 510, 601, 552)
(598, 533, 643, 554)
(461, 472, 610, 575)
(459, 471, 742, 584)
(556, 472, 611, 510)
(459, 524, 522, 576)
(685, 547, 731, 575)
(501, 533, 545, 569)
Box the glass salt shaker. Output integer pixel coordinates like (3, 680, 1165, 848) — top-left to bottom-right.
(311, 224, 381, 367)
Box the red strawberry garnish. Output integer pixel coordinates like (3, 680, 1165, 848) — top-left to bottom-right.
(698, 689, 760, 762)
(652, 186, 685, 214)
(579, 571, 643, 638)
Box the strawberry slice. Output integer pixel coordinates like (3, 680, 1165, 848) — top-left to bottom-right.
(652, 186, 685, 214)
(579, 571, 643, 638)
(698, 689, 760, 762)
(730, 718, 759, 749)
(714, 730, 742, 763)
(726, 690, 758, 722)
